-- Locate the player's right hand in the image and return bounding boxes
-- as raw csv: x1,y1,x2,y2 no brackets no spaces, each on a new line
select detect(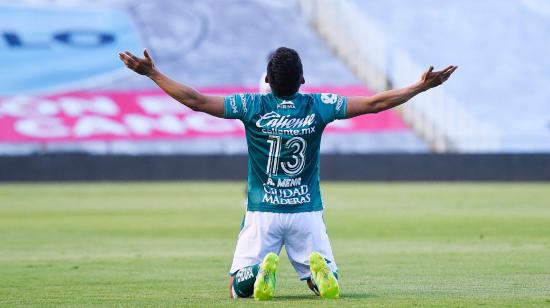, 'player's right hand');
119,49,156,76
